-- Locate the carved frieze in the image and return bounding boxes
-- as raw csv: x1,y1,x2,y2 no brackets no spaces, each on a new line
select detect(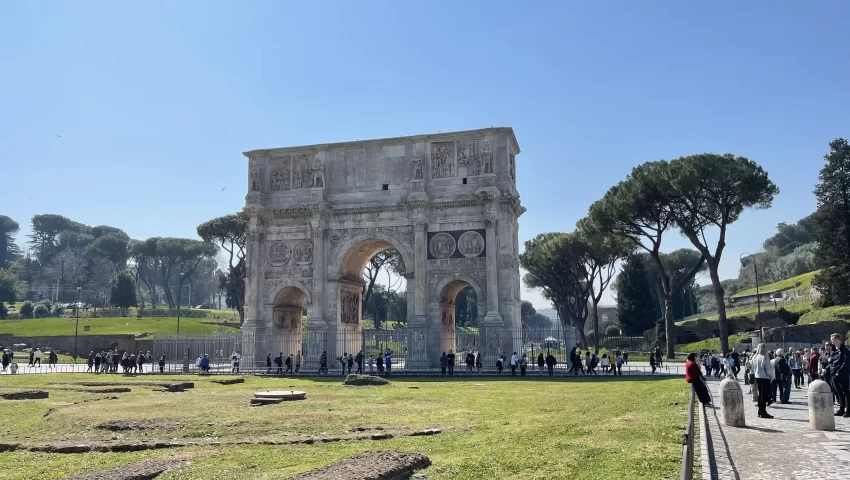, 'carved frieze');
429,232,456,259
457,140,481,176
499,253,519,270
268,241,292,266
431,142,454,179
428,257,486,272
264,265,314,279
292,154,312,189
292,240,314,265
270,156,291,191
340,291,360,324
441,311,454,330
